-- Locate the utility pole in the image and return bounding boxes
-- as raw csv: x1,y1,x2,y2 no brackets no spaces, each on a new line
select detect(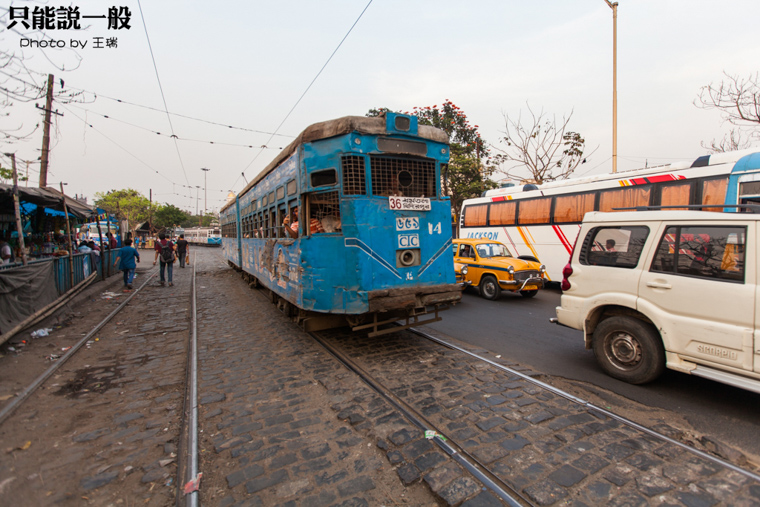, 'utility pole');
37,74,62,187
7,154,28,265
201,167,210,216
604,0,619,173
